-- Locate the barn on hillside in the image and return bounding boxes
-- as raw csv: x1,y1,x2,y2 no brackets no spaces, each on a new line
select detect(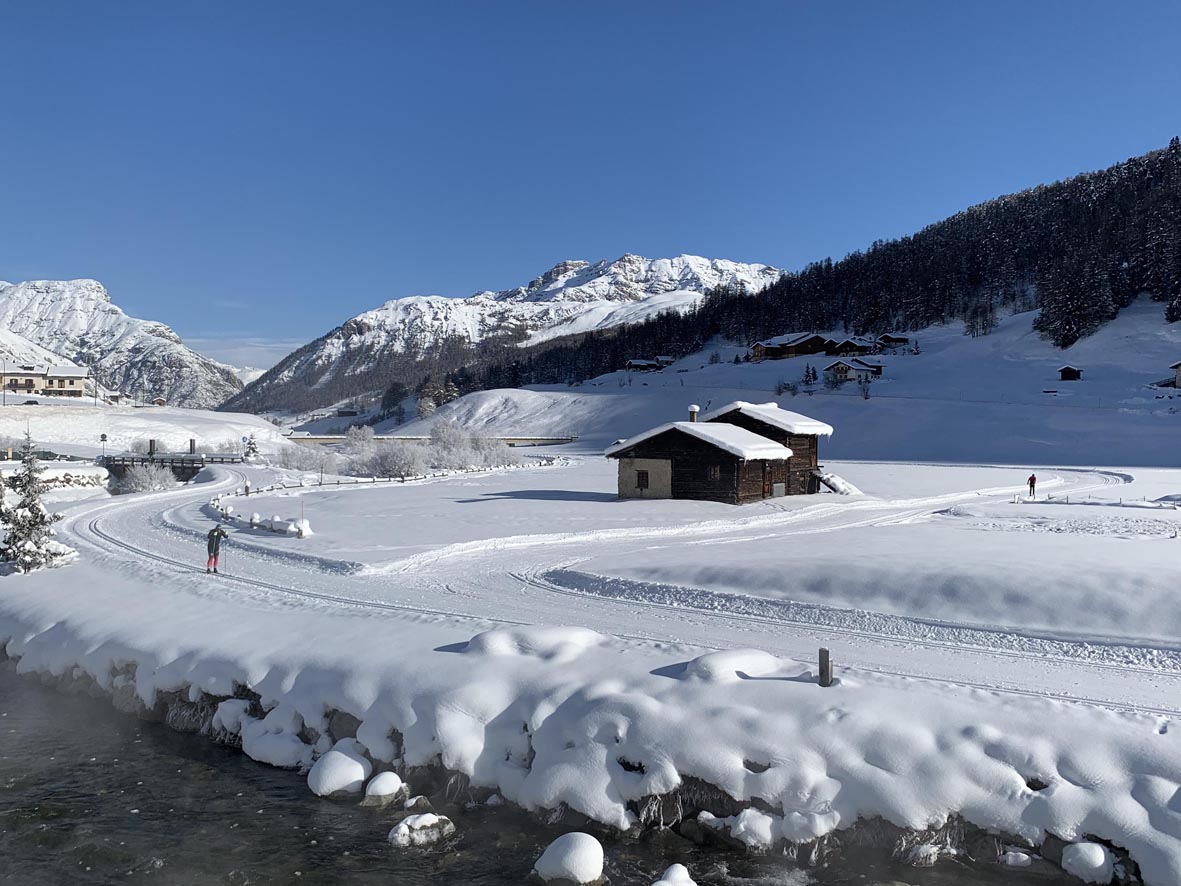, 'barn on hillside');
699,401,834,495
605,410,795,504
1058,365,1083,381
